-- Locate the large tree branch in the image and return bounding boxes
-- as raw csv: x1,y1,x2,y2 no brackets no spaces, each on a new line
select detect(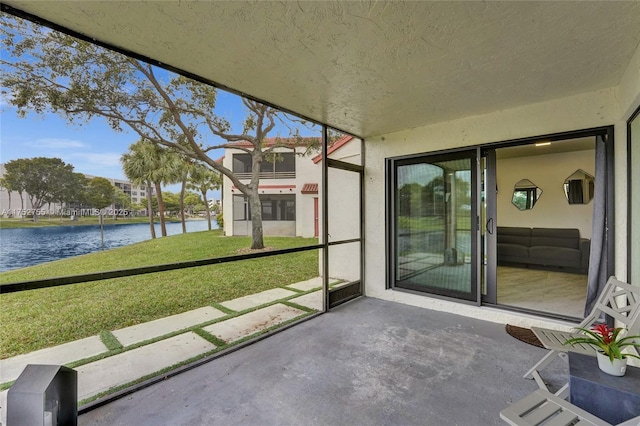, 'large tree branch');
128,59,214,162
